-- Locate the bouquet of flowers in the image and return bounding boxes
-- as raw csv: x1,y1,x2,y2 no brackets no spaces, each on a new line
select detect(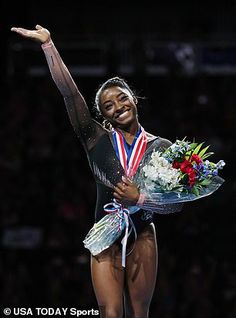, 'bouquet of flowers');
83,137,225,266
133,138,225,206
